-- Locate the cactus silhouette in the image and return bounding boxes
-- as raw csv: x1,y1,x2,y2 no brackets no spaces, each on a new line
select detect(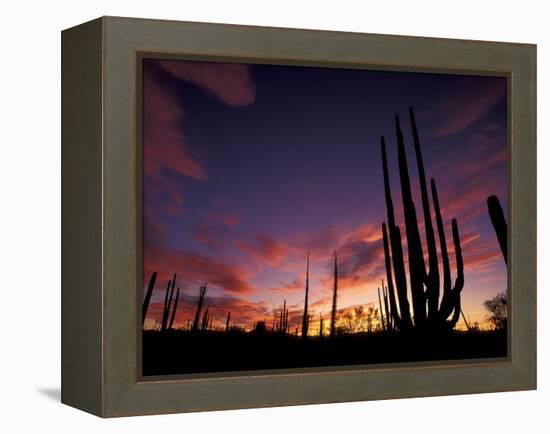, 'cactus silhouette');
487,195,507,265
225,311,231,332
161,274,176,331
395,115,427,325
301,252,310,338
201,307,210,331
168,287,180,330
319,314,324,337
381,139,413,329
410,108,441,320
380,108,465,331
330,252,338,337
431,180,465,328
381,225,400,330
377,286,386,331
283,301,289,333
381,283,392,330
192,284,207,331
142,271,157,326
278,300,289,334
